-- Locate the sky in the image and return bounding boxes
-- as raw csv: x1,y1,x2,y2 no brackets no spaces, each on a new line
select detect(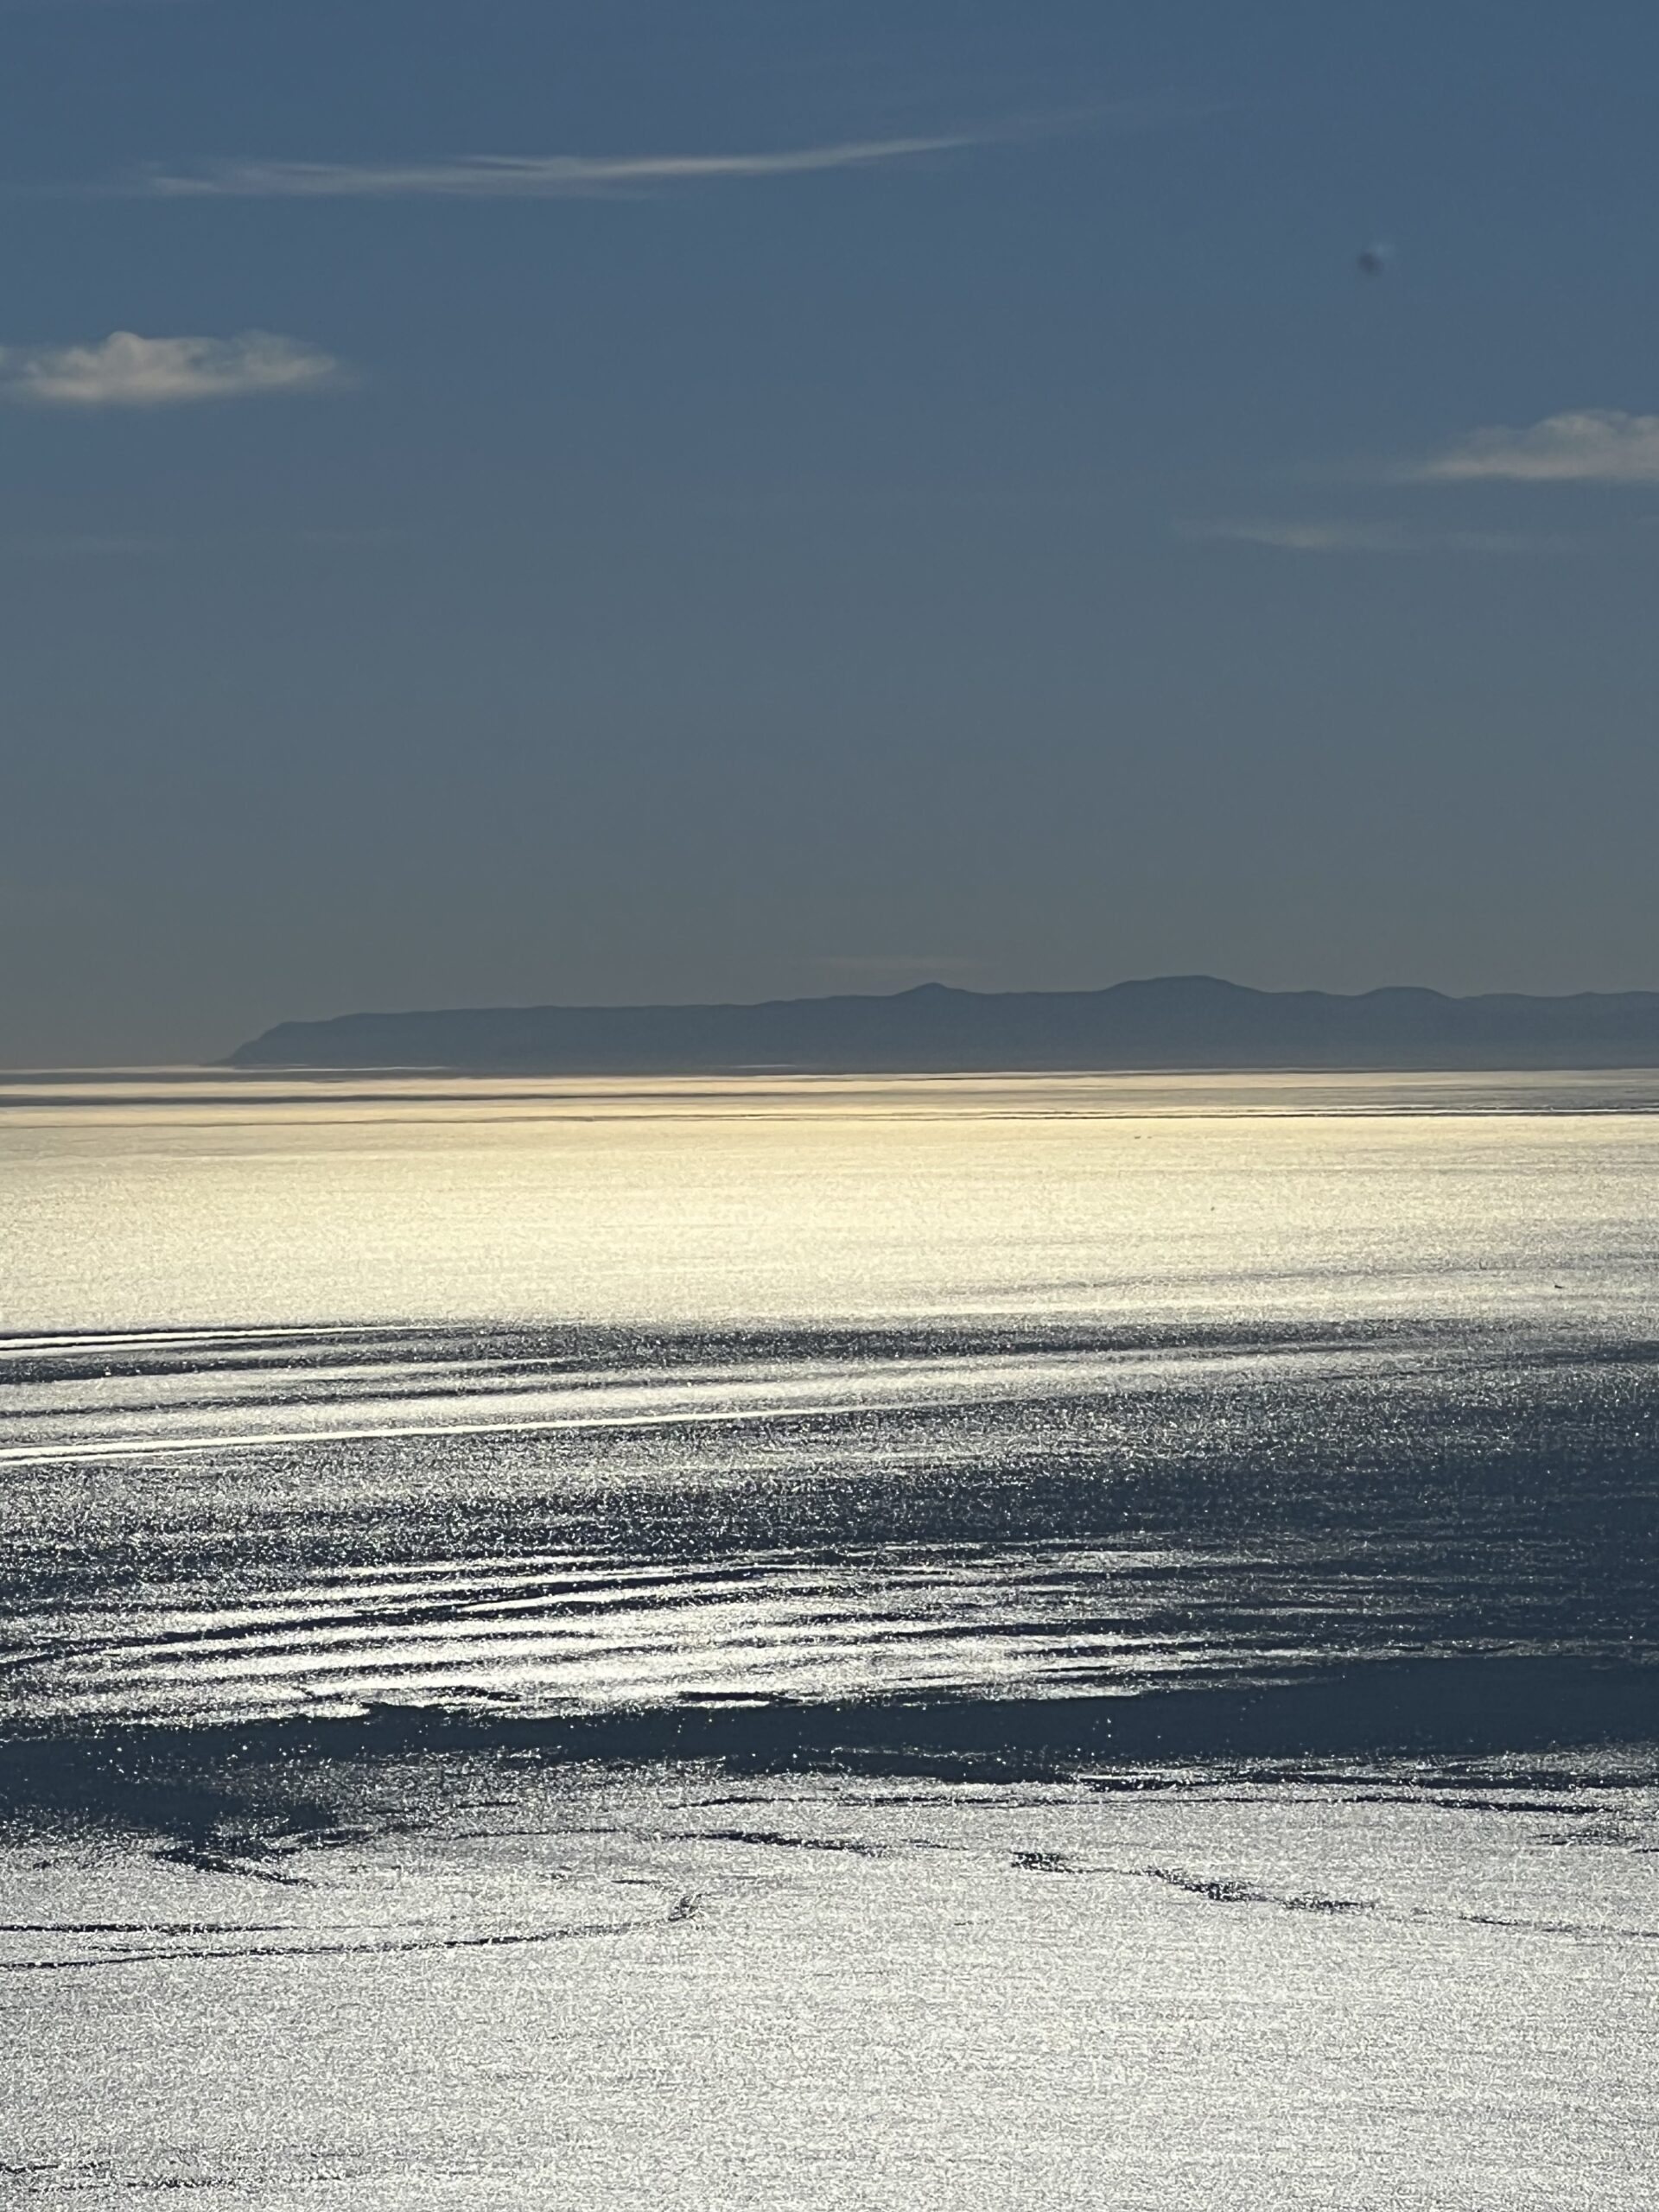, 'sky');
3,0,1659,1064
